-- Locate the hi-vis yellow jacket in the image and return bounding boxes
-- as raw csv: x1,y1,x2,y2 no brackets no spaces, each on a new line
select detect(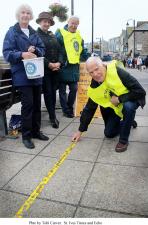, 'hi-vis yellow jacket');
60,28,82,64
87,61,129,118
